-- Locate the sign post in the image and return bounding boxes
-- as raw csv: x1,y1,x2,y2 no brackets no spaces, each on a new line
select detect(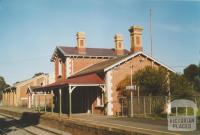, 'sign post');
126,85,137,117
119,96,126,116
